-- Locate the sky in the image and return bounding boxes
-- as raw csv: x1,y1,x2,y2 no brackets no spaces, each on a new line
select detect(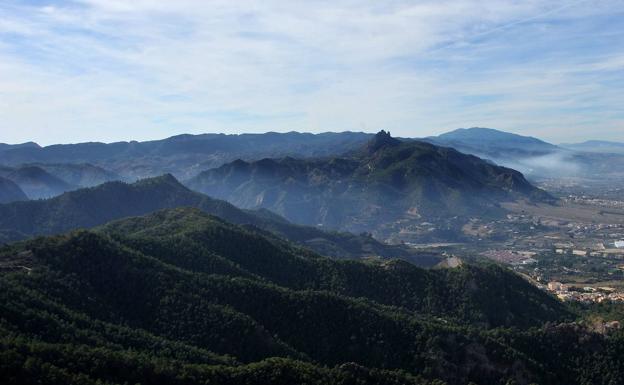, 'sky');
0,0,623,146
